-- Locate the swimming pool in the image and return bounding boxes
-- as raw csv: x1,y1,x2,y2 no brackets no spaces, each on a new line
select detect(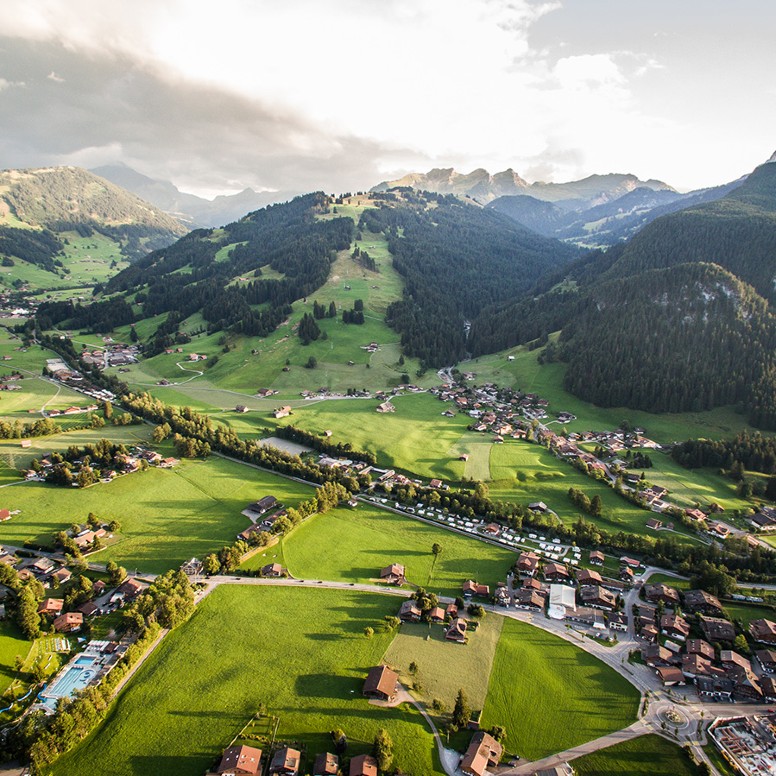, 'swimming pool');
40,655,101,708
